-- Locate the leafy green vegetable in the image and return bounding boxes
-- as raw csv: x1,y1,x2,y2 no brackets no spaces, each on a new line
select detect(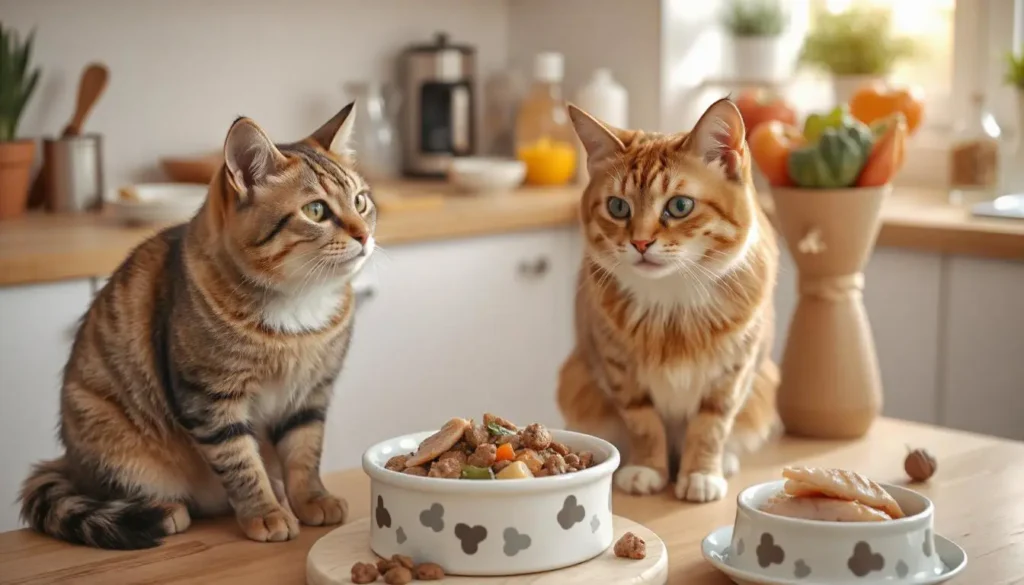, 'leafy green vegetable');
1005,49,1024,89
0,22,42,142
487,422,515,437
798,6,916,76
788,122,873,188
803,105,855,143
460,465,494,480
